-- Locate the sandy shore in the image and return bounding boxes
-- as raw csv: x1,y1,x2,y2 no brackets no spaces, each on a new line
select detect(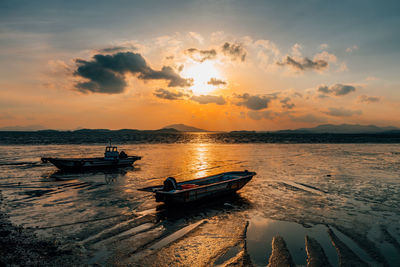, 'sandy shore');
1,144,399,266
0,191,83,266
